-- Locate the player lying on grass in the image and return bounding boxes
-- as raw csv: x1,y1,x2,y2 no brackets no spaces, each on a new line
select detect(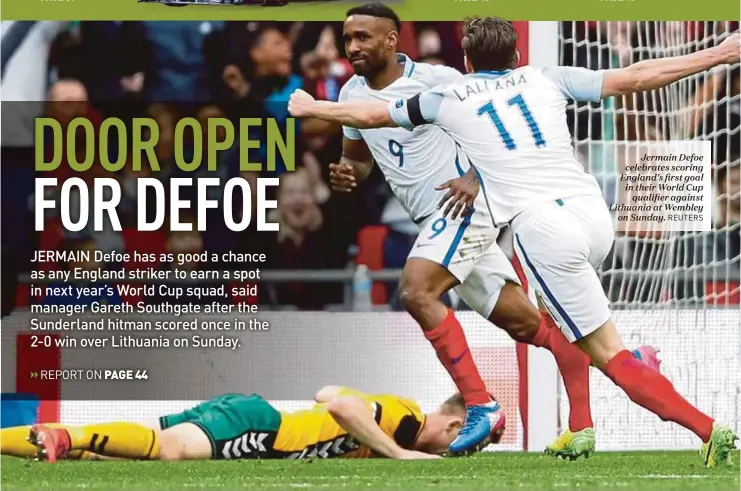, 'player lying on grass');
287,17,740,467
2,386,475,462
295,2,659,458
